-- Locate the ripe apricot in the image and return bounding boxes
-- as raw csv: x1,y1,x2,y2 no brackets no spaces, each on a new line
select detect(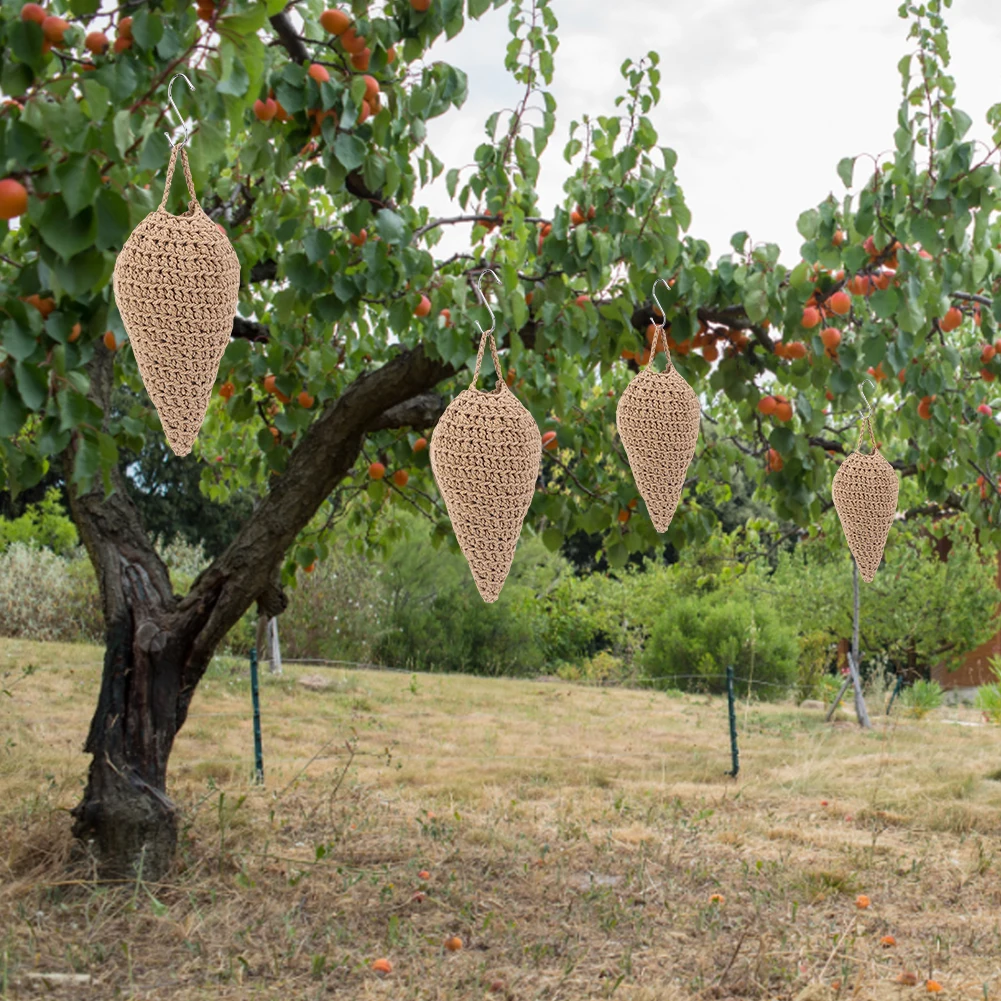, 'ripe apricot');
0,178,28,219
940,306,962,332
541,430,558,451
20,4,46,24
357,98,372,123
444,935,463,952
41,15,68,44
351,48,371,71
828,290,851,315
855,894,870,909
774,401,793,422
85,31,109,54
253,98,277,122
570,207,584,226
575,294,589,308
702,343,719,362
68,323,82,343
391,469,409,488
820,327,841,351
263,374,278,394
368,461,386,479
981,344,995,364
362,75,380,102
103,330,117,350
785,341,807,360
118,15,132,37
411,0,431,10
320,8,351,34
413,437,428,452
917,396,933,419
219,381,235,400
414,294,431,318
801,306,820,329
371,957,392,974
340,26,366,53
766,448,783,473
298,390,314,408
308,63,330,84
617,509,631,524
386,45,397,63
349,229,367,247
113,36,132,52
757,396,777,416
